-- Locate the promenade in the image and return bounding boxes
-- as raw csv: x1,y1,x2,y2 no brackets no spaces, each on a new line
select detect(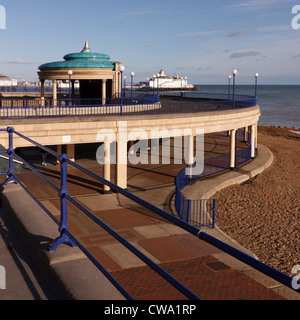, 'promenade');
0,133,299,300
